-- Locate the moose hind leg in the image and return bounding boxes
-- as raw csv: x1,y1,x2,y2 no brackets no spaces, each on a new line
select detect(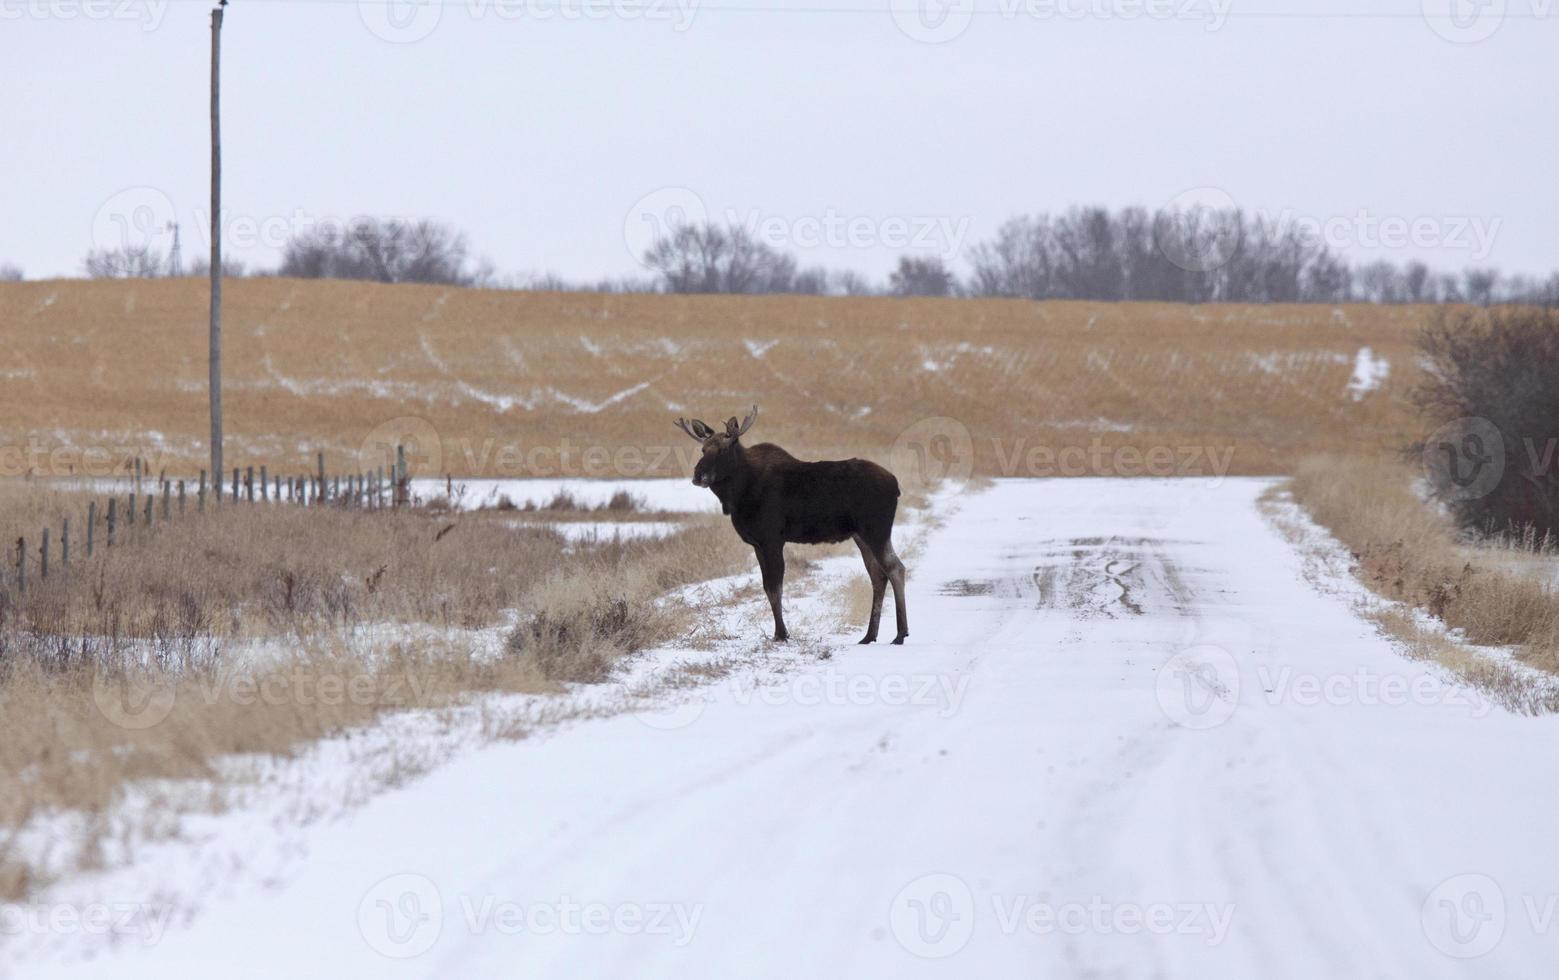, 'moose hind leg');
755,543,788,642
853,534,888,644
882,540,909,644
